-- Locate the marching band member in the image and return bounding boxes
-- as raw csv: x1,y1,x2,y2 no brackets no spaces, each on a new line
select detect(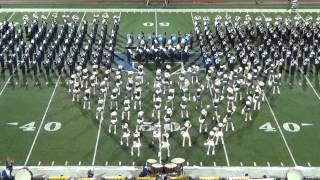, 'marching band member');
122,96,131,121
120,123,130,146
204,130,216,155
165,88,175,110
131,129,141,157
181,120,192,147
110,88,119,110
96,98,104,121
178,69,186,89
215,123,224,145
224,108,235,132
212,98,220,122
164,108,173,132
109,109,118,134
137,64,144,83
198,108,208,133
83,87,91,110
242,96,253,122
152,123,161,145
115,70,122,95
152,87,162,120
272,74,281,95
194,87,204,109
180,96,189,119
134,86,142,110
72,82,80,102
136,110,144,130
253,84,263,110
159,130,170,157
90,75,97,95
163,68,172,95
